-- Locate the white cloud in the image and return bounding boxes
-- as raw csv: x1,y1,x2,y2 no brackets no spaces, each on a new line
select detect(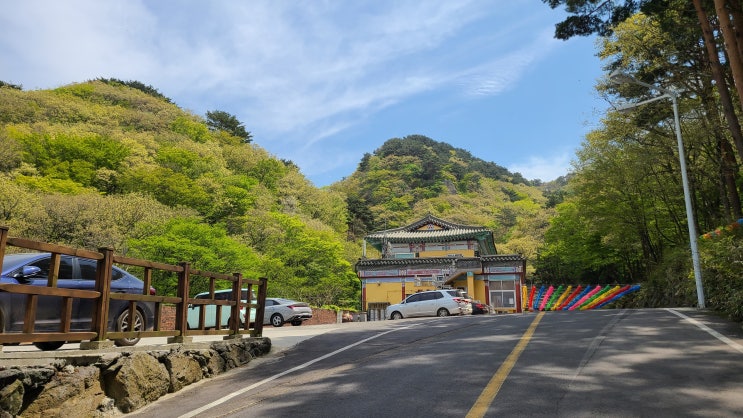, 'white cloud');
0,1,598,186
461,28,566,97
